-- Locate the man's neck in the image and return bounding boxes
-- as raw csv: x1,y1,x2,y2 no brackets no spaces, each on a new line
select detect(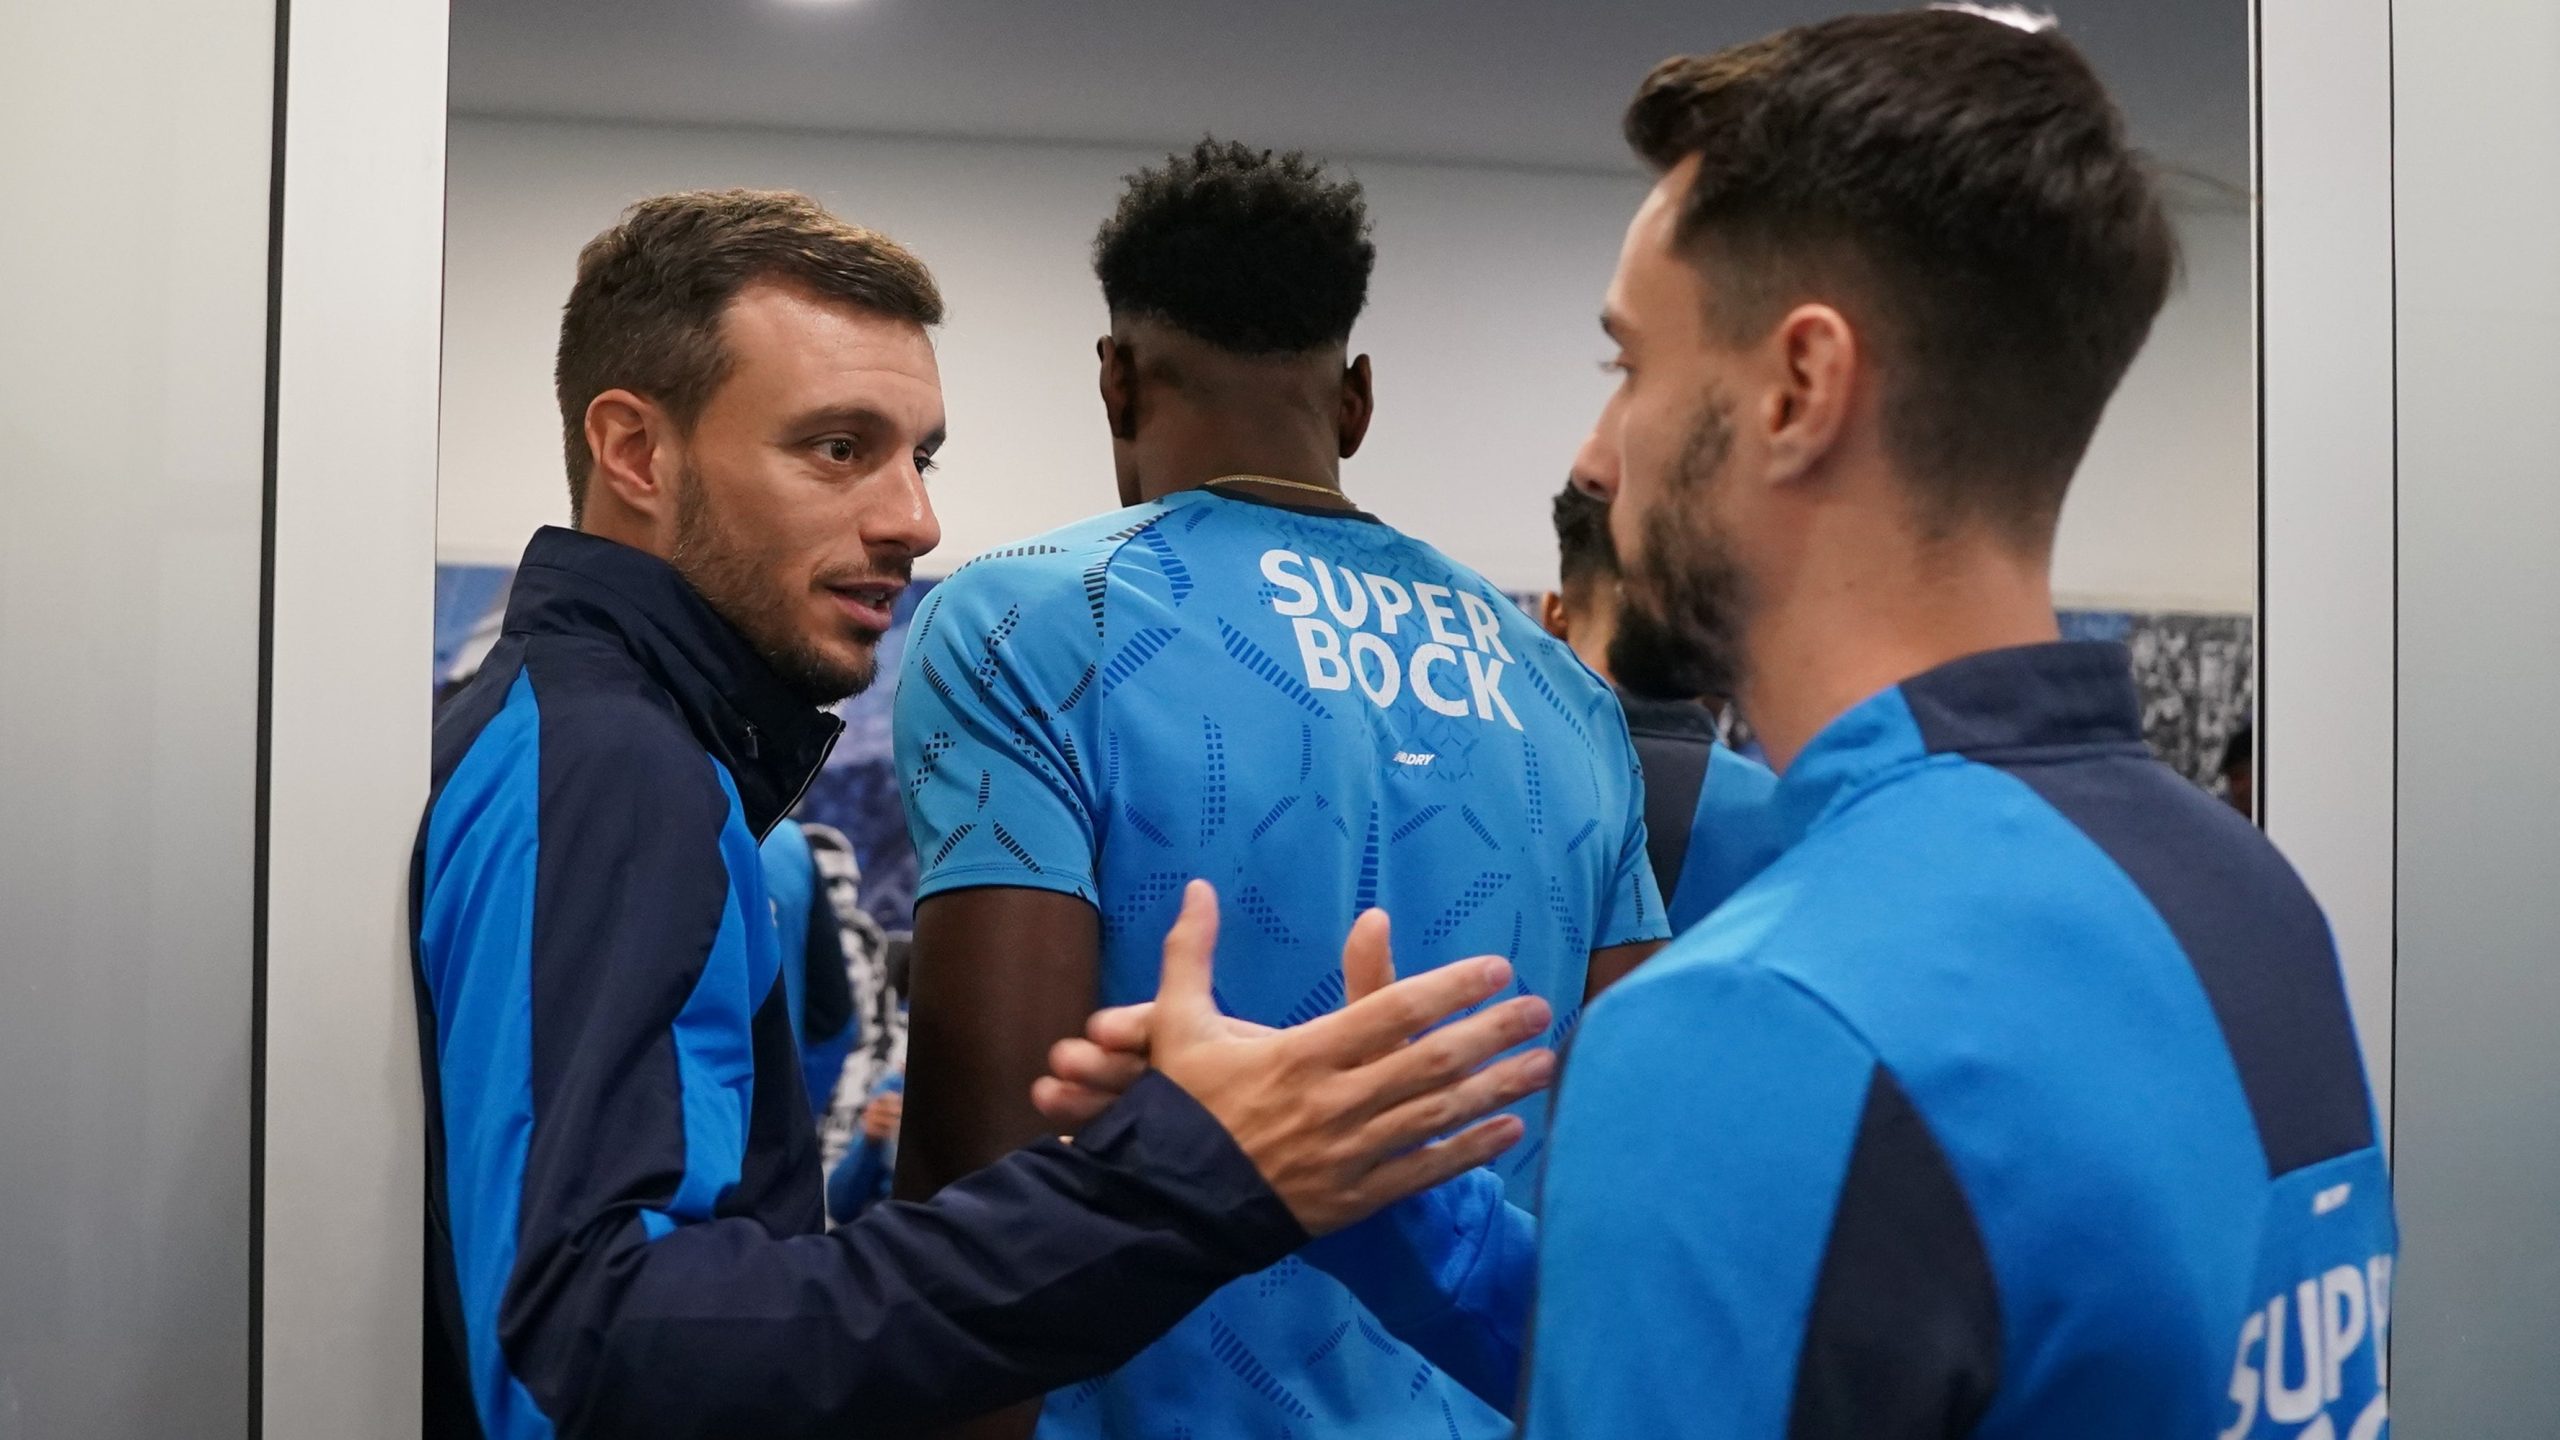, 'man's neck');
1740,537,2059,773
1140,440,1348,506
